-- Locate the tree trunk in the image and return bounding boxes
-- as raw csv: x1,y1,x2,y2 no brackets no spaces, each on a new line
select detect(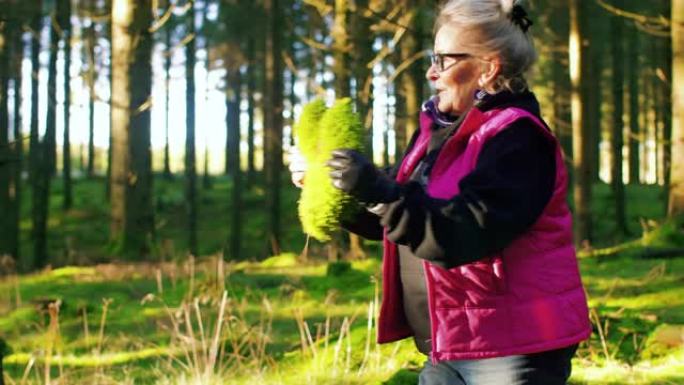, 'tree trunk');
61,0,73,210
86,0,97,178
667,0,684,215
225,68,242,260
264,0,283,255
610,8,627,234
0,20,14,259
393,54,407,160
627,24,640,185
46,2,59,177
550,2,572,160
110,0,155,256
351,0,374,158
246,37,256,187
226,69,241,181
185,1,198,256
652,38,662,184
332,0,350,99
569,0,592,243
398,4,424,151
582,0,604,184
105,10,113,202
163,23,172,179
663,1,673,210
11,21,24,261
202,5,212,190
29,2,42,185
